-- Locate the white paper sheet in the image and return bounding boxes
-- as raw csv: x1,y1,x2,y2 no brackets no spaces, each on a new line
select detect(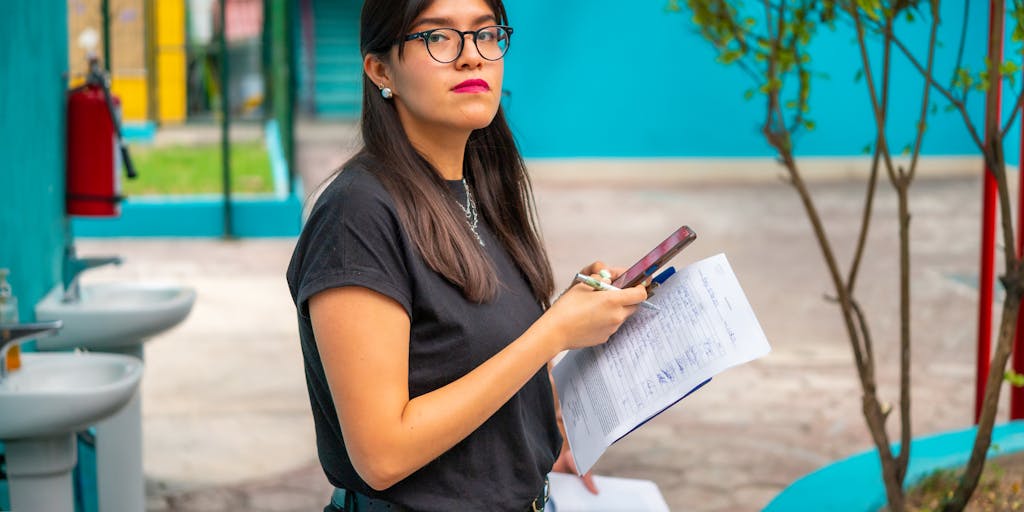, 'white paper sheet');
547,472,670,512
553,253,771,474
